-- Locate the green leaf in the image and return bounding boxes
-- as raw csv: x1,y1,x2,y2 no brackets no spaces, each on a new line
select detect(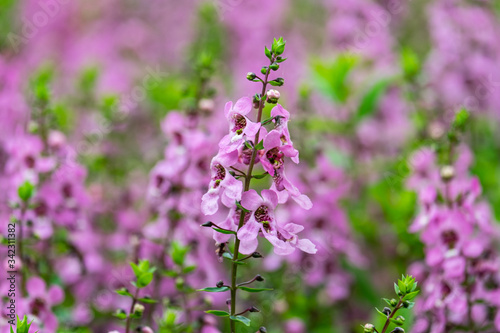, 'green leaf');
197,286,230,292
403,290,419,301
375,307,388,318
114,310,127,320
212,227,236,235
205,310,230,317
171,241,190,266
398,279,406,294
394,282,400,295
138,297,157,303
238,286,273,293
18,181,35,202
136,272,154,288
254,140,264,150
222,252,233,260
182,265,197,274
276,57,287,63
265,46,272,60
268,80,283,86
356,79,390,120
401,47,420,79
115,288,133,297
230,315,251,326
311,55,358,103
130,262,141,278
235,201,251,213
252,173,268,179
